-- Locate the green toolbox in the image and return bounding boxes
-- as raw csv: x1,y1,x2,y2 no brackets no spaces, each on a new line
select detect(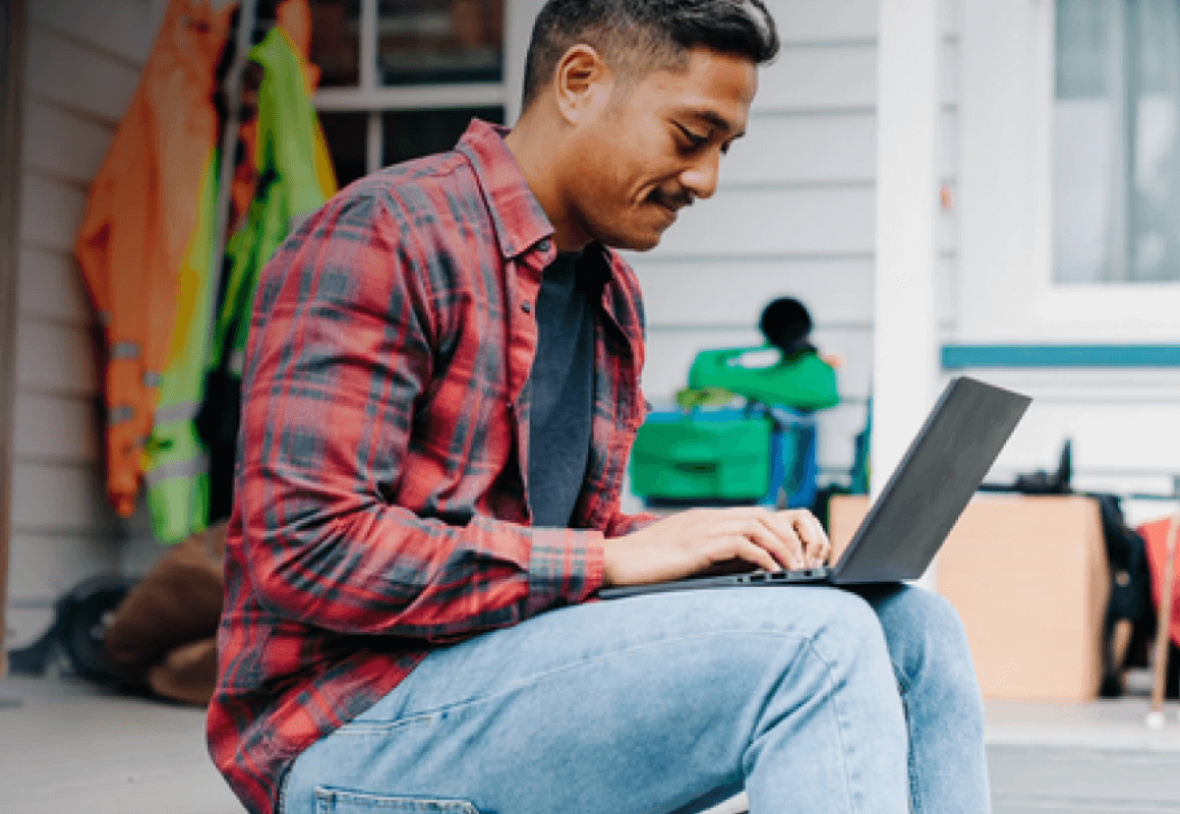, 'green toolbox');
630,408,775,504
